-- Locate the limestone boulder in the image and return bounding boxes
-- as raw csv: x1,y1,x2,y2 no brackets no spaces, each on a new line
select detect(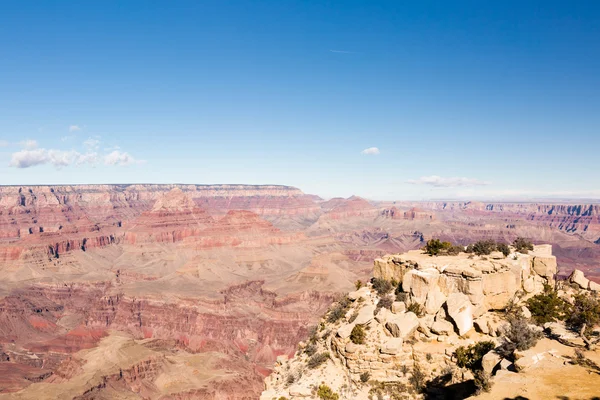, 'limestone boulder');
354,305,376,325
375,307,392,325
380,338,403,355
431,319,454,335
373,256,407,282
482,270,517,310
481,351,501,375
590,280,600,292
569,269,590,290
386,312,419,339
337,323,355,339
348,287,371,301
514,349,544,372
391,301,406,314
531,253,557,281
289,384,312,397
403,268,440,304
446,293,474,336
425,287,447,315
345,342,359,354
520,306,532,319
